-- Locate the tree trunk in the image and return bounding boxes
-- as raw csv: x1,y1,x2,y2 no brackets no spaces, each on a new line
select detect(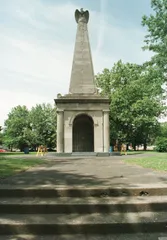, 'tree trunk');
144,143,147,151
126,144,129,151
132,142,136,151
